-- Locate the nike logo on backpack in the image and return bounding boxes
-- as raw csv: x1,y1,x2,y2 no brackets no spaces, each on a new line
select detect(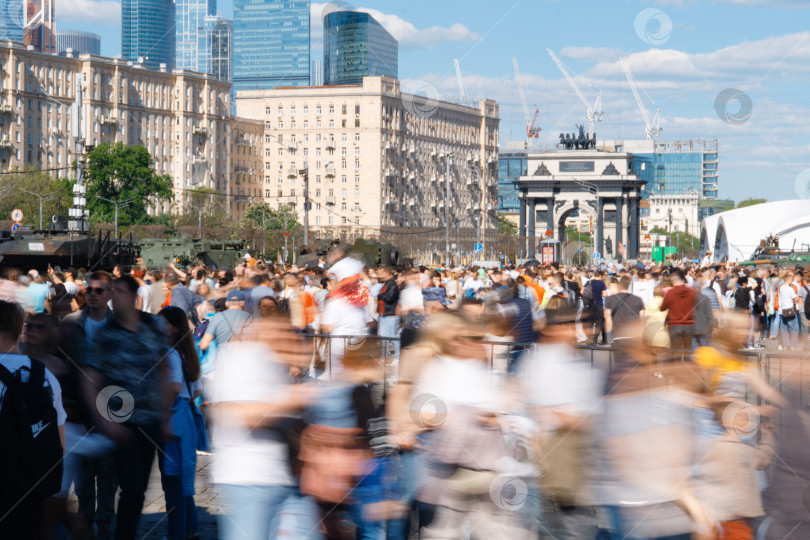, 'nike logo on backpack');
31,421,50,439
